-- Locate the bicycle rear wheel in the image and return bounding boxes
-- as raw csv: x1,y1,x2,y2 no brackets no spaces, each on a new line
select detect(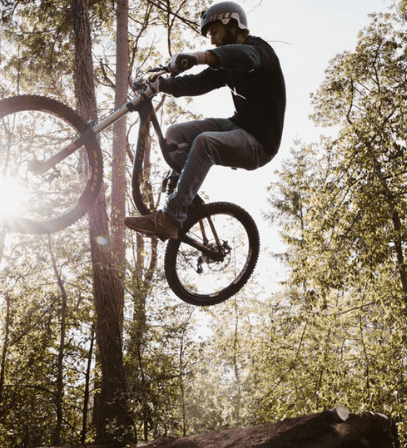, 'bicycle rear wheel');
164,202,260,306
0,95,103,234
